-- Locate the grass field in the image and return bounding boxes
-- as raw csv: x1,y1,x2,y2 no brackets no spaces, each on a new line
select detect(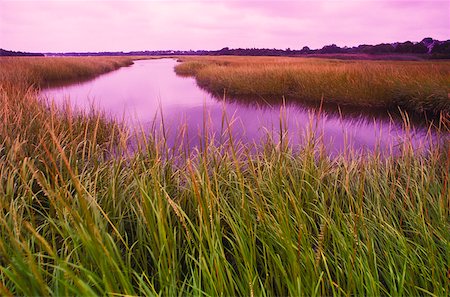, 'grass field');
0,56,449,296
175,56,450,115
0,56,139,90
